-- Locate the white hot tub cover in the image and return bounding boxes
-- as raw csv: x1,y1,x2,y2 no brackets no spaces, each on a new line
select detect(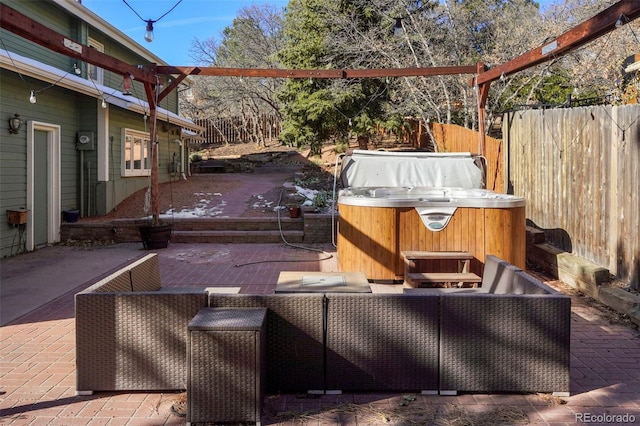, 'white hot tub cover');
340,150,483,189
